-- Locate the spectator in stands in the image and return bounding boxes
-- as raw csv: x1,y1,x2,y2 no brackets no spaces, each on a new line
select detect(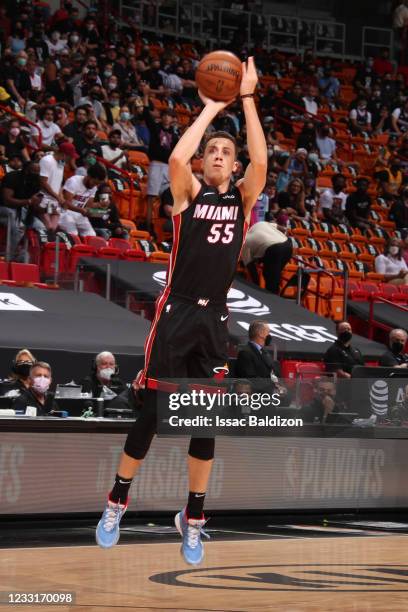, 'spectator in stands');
80,351,126,399
378,159,403,201
319,173,348,225
74,119,103,166
389,187,408,234
1,348,36,397
0,119,29,162
100,89,121,128
27,22,49,63
296,121,316,152
13,361,58,416
302,85,319,116
379,328,408,367
113,105,146,149
59,163,106,237
0,160,42,260
26,58,43,96
63,105,89,141
37,141,79,236
345,177,374,232
349,98,372,135
5,50,31,109
391,99,408,135
315,123,338,164
324,321,364,378
142,83,179,232
241,220,292,294
33,106,63,148
288,148,308,179
373,105,392,135
299,378,345,423
277,178,306,223
89,184,128,240
47,66,74,105
212,109,238,137
235,320,290,403
318,67,340,105
375,237,408,284
353,58,377,93
3,153,23,174
101,130,128,170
